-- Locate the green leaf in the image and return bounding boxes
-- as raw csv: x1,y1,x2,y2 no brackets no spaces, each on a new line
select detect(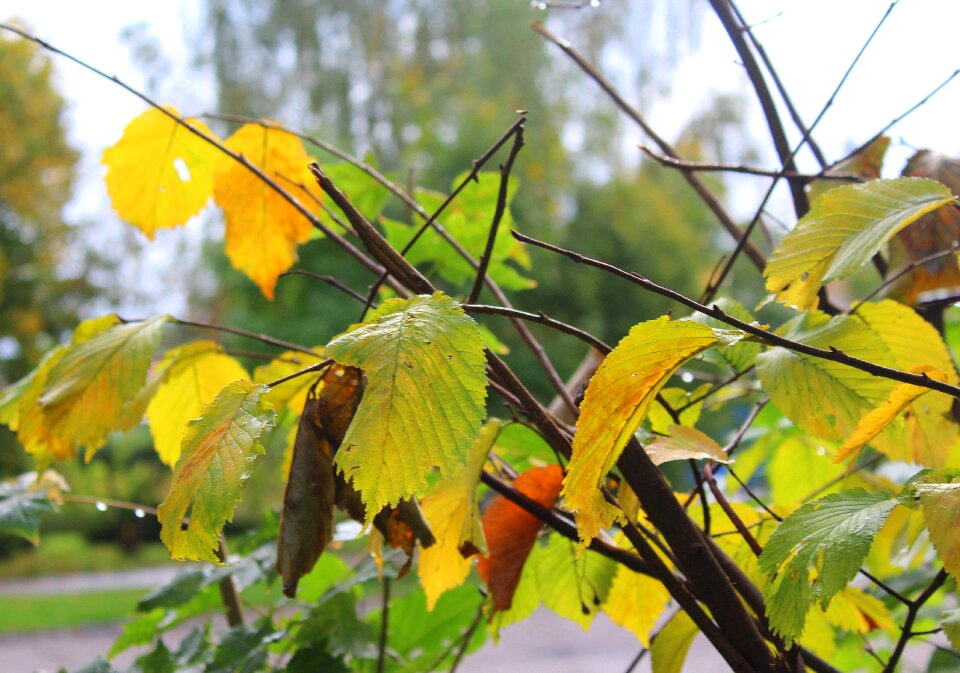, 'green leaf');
368,582,486,672
324,291,487,516
383,172,534,291
564,316,720,544
942,608,960,651
206,621,277,673
757,311,895,442
157,380,276,563
323,154,391,224
765,177,957,310
758,489,898,644
39,315,169,458
534,533,617,630
650,610,699,673
0,474,57,544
